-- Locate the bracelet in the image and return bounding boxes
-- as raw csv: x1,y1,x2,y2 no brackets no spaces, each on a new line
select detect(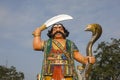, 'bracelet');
33,34,40,37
